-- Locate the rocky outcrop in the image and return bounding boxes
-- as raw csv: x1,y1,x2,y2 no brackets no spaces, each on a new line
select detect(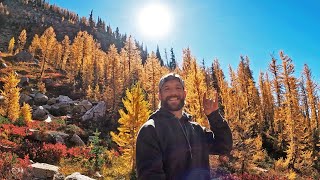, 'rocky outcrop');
81,101,106,122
